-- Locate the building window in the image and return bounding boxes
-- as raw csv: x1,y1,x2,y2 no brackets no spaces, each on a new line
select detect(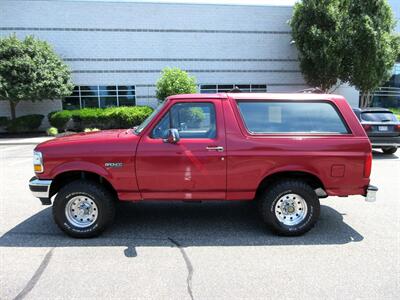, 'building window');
63,85,136,109
371,63,400,108
199,84,267,94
